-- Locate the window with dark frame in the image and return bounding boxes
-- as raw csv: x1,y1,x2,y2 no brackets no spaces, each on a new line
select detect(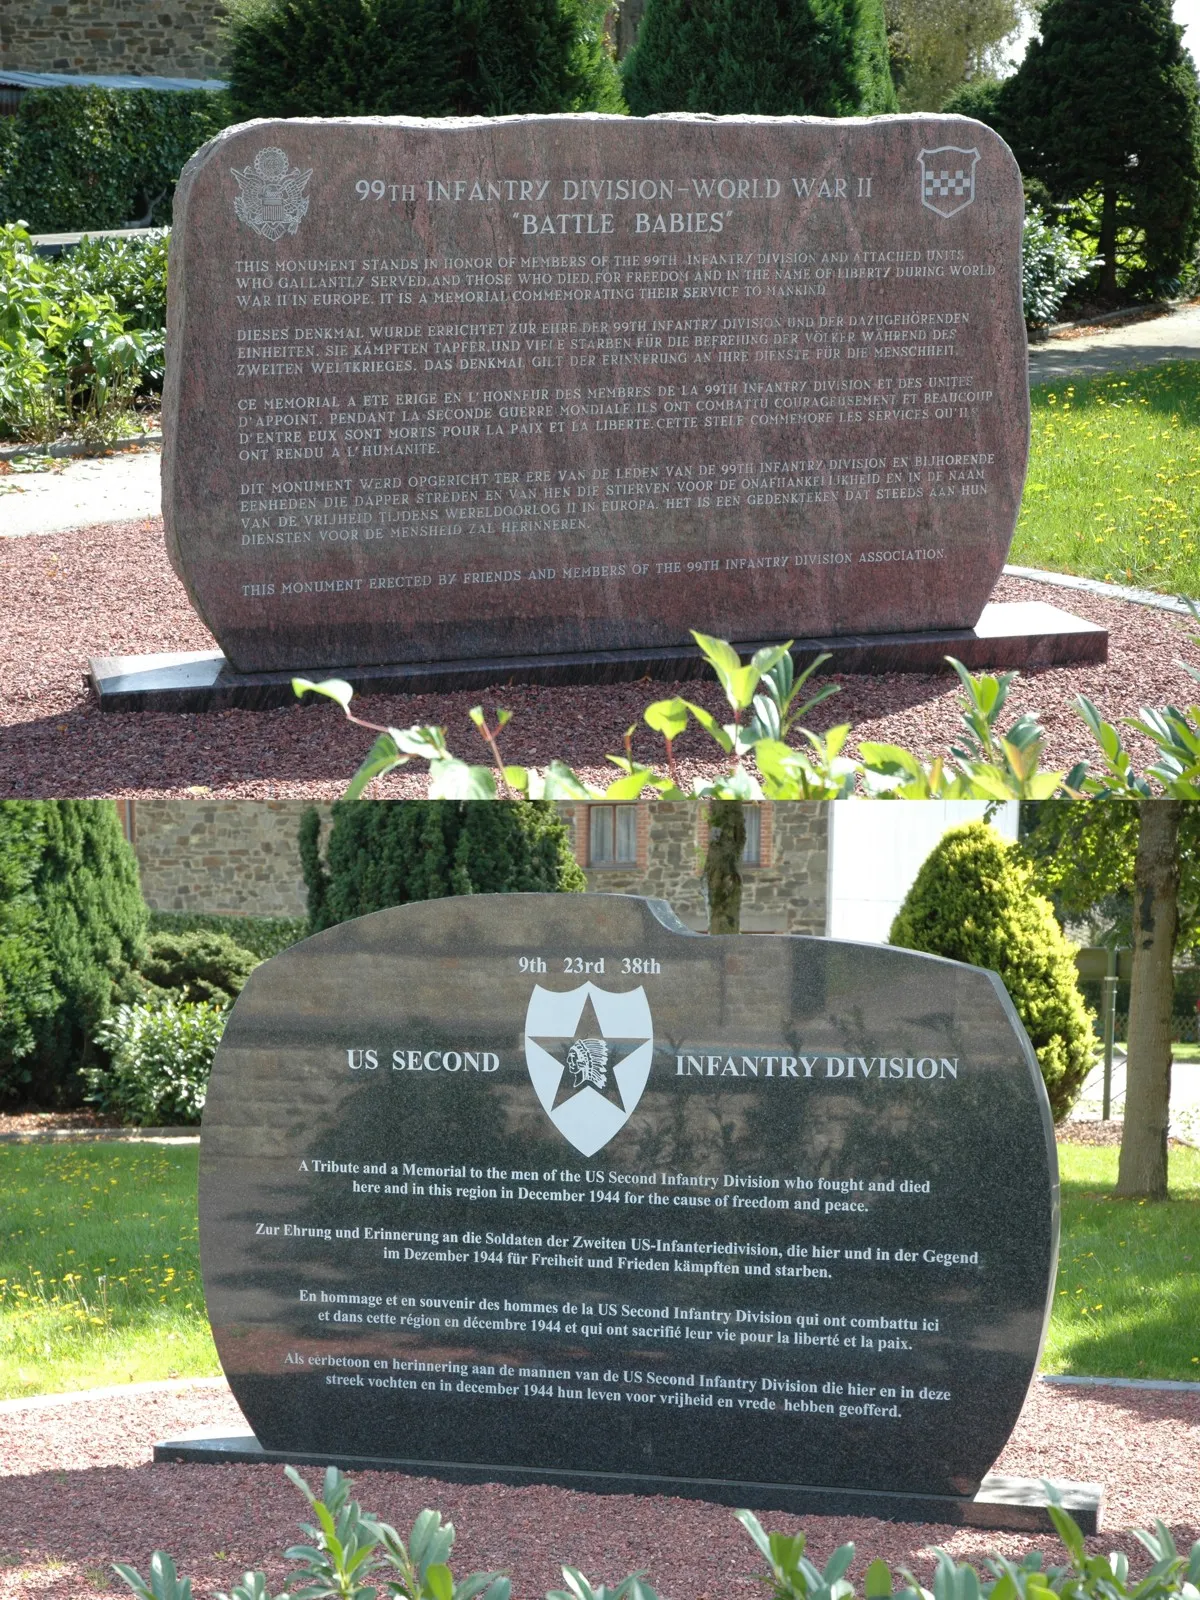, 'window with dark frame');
588,804,638,866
